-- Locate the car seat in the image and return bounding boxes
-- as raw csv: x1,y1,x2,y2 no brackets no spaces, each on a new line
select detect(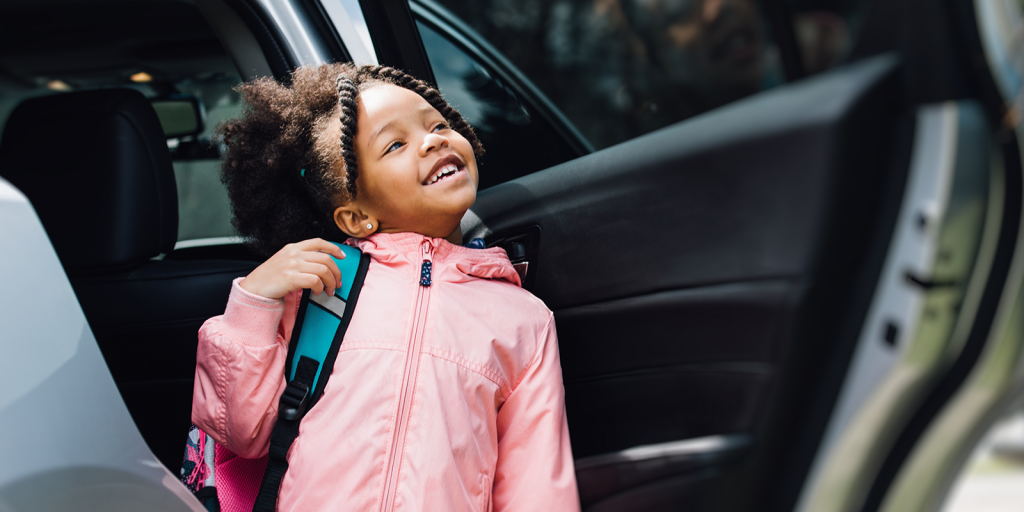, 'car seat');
0,89,258,472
